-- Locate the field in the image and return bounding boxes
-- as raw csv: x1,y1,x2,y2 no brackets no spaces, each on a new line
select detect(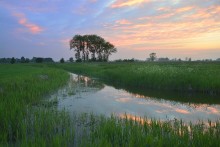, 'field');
0,63,220,146
57,62,220,94
0,64,75,146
